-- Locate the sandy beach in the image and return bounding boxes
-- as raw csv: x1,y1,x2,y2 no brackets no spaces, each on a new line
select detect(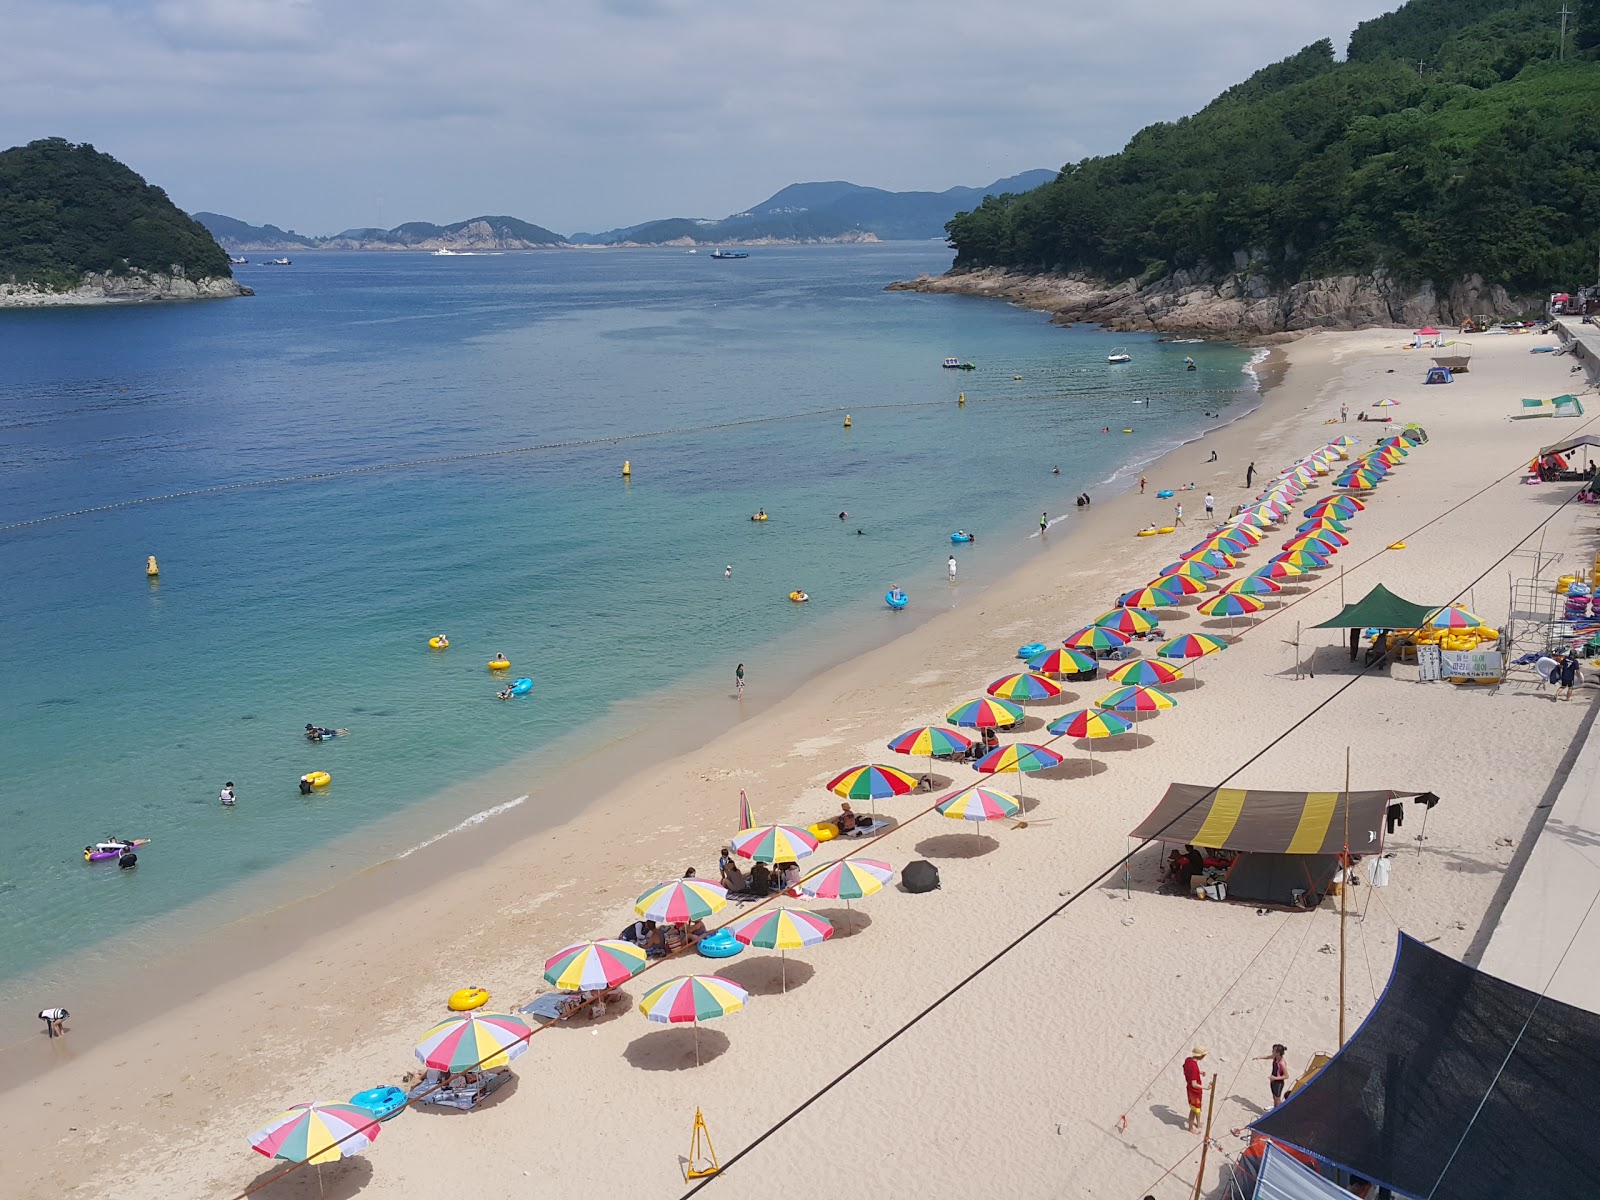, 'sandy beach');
5,325,1596,1200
